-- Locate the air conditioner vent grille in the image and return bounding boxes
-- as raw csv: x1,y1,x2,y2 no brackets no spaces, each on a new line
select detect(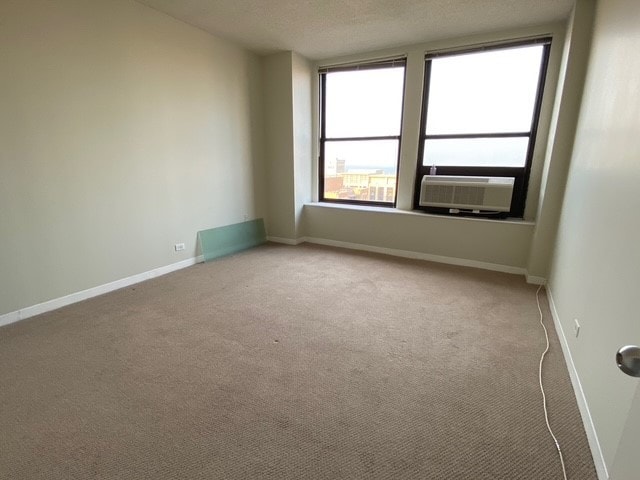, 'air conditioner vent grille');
453,186,485,206
423,185,454,204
